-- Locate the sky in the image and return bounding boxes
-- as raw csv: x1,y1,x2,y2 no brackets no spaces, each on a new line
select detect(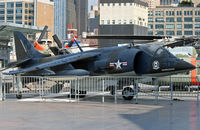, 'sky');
88,0,98,11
